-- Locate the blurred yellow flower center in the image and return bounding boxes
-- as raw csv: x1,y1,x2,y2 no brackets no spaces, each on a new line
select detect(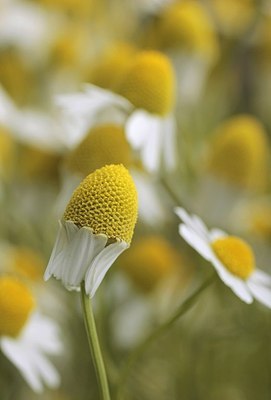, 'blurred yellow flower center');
119,236,179,292
64,164,138,244
87,42,137,91
155,1,218,61
0,277,35,337
212,236,255,279
11,247,45,281
117,51,175,115
65,124,132,176
208,115,269,191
